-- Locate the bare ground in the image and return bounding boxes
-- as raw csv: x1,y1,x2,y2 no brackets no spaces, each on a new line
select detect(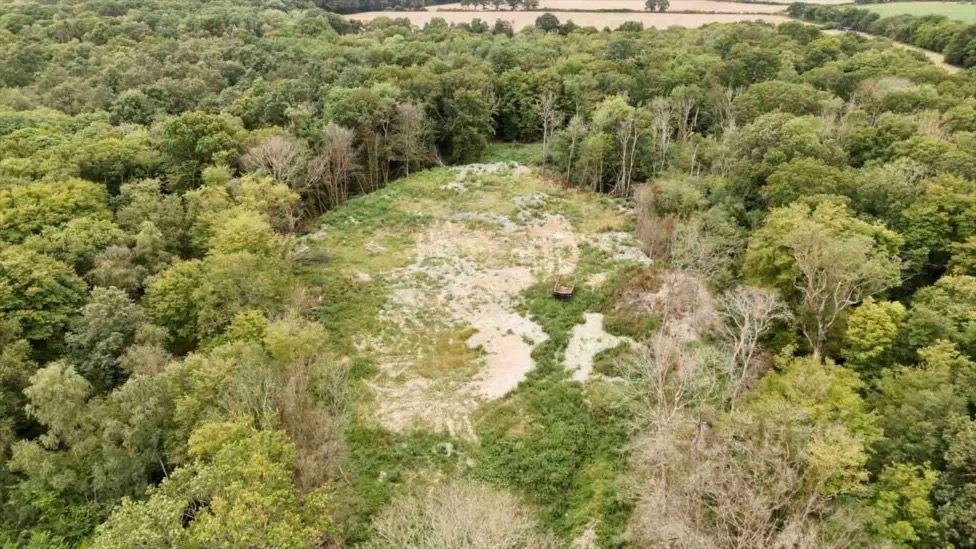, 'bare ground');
565,312,630,382
354,163,647,434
